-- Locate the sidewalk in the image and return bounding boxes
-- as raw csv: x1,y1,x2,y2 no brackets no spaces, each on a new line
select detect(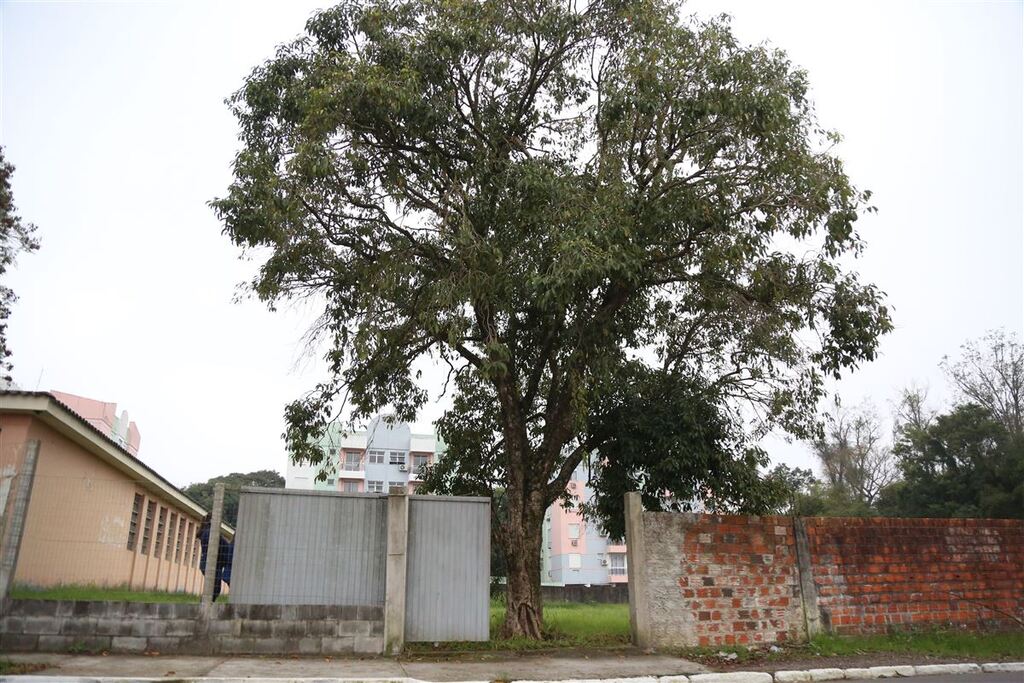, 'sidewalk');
2,651,708,681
